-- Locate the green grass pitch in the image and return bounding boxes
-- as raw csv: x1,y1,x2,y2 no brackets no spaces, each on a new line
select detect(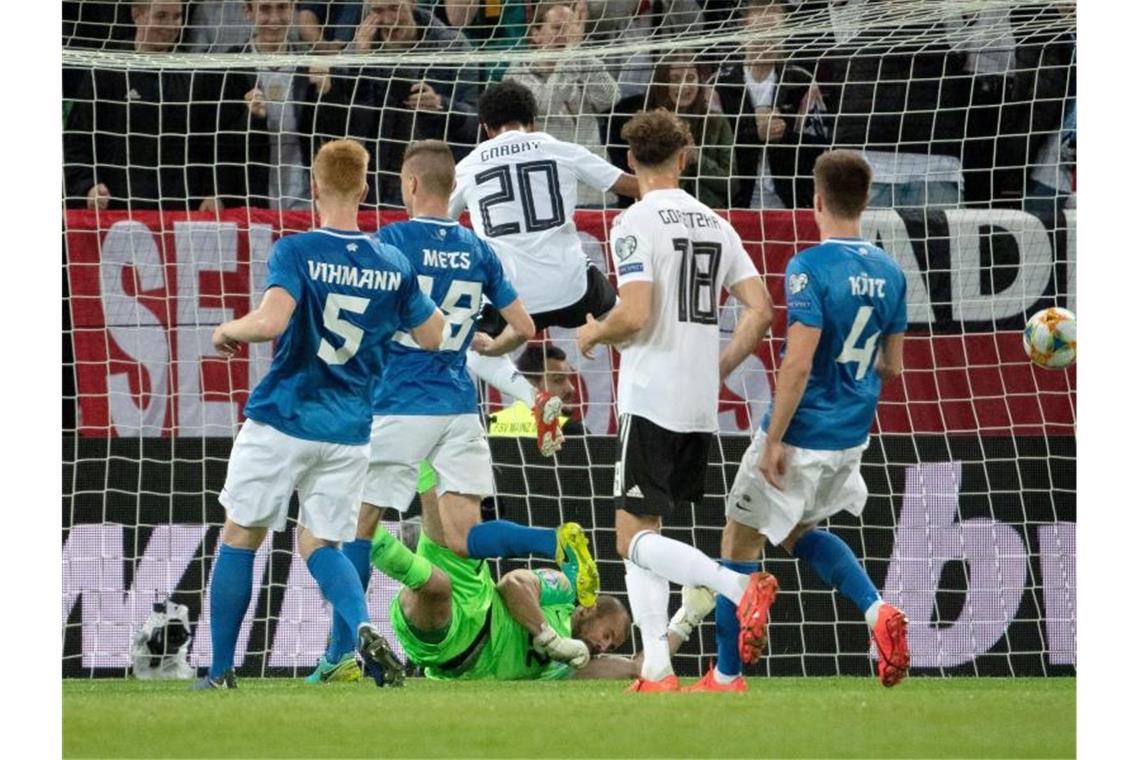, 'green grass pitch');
63,676,1074,758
